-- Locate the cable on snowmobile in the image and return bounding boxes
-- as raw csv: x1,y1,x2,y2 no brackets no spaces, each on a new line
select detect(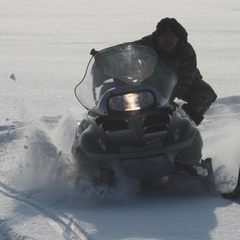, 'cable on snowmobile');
74,53,94,109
